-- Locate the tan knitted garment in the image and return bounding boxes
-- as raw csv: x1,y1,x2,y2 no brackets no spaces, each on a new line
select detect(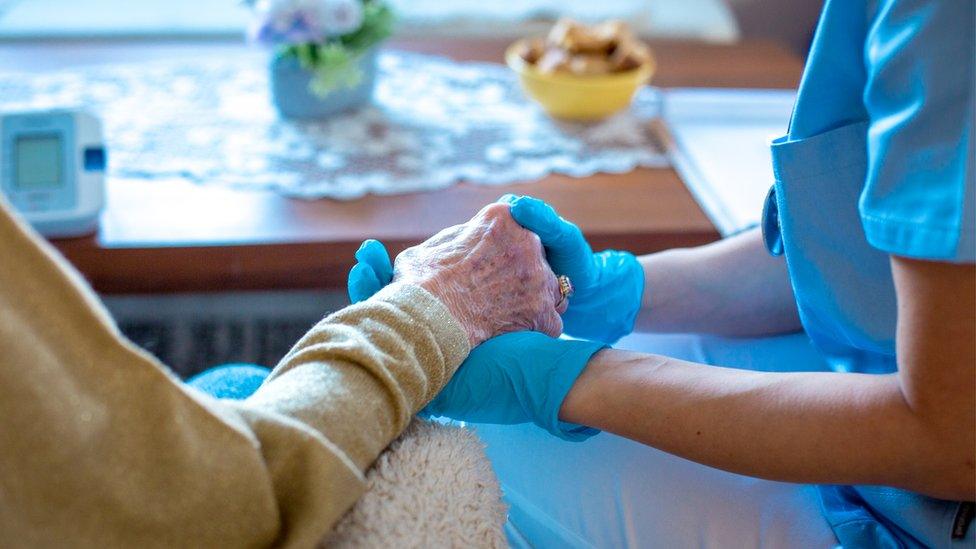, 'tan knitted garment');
0,197,471,548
